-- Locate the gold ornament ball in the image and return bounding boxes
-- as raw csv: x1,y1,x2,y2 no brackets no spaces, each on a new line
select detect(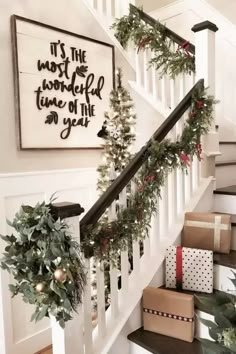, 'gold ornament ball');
36,283,45,293
54,268,67,282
